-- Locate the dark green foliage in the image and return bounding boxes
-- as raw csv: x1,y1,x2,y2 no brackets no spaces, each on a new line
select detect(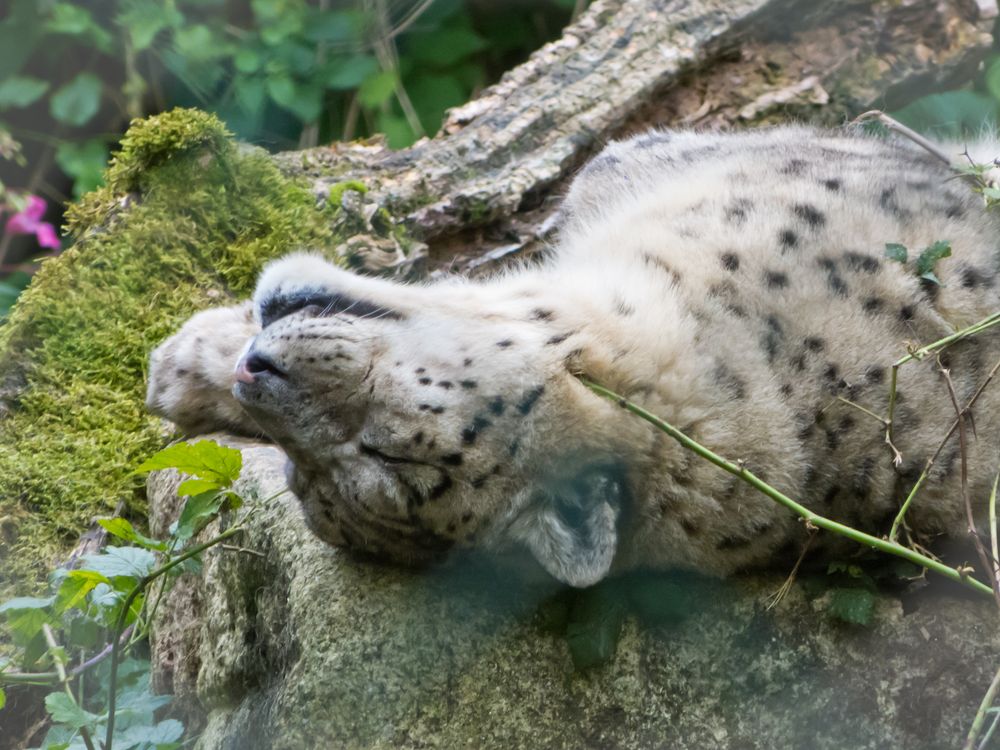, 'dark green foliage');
0,438,246,750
